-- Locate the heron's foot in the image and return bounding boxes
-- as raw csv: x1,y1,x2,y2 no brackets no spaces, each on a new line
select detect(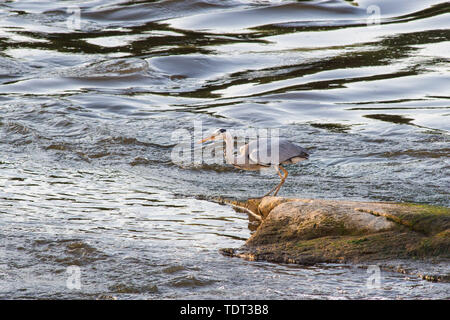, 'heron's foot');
254,192,271,199
263,190,272,197
272,189,281,197
263,186,278,197
254,195,268,200
272,183,284,196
